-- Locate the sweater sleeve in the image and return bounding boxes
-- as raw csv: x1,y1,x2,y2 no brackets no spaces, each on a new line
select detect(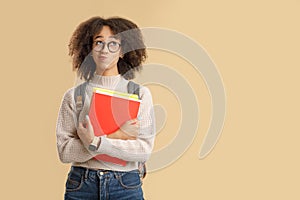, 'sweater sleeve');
56,89,96,163
96,86,156,162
